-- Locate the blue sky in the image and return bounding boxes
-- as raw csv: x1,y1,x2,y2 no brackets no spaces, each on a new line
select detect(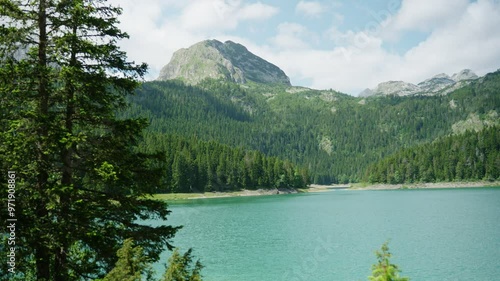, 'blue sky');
110,0,500,95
